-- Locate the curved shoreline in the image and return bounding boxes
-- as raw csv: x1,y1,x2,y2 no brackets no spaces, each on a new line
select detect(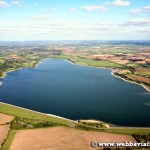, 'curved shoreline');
0,102,75,123
0,62,40,86
62,58,150,93
0,57,150,94
1,101,150,128
0,59,150,128
0,68,25,87
111,70,150,93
